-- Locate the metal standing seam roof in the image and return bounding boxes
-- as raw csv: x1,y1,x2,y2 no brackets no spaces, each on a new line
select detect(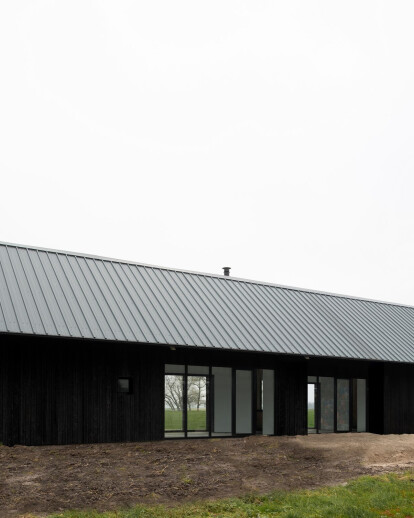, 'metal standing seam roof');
1,241,414,363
